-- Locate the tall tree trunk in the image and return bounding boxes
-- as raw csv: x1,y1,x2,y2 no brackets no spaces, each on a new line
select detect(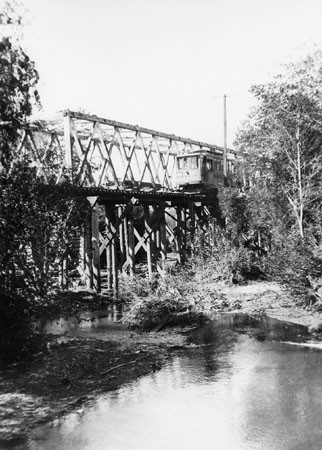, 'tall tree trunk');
296,121,304,239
